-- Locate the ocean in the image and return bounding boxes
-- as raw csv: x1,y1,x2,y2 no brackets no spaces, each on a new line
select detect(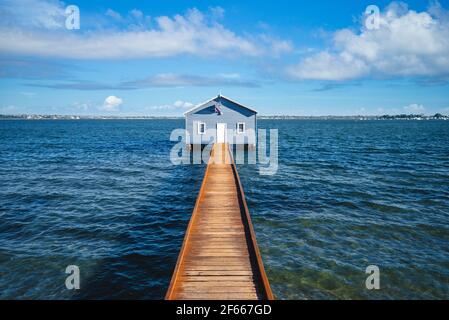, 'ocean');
0,119,448,299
